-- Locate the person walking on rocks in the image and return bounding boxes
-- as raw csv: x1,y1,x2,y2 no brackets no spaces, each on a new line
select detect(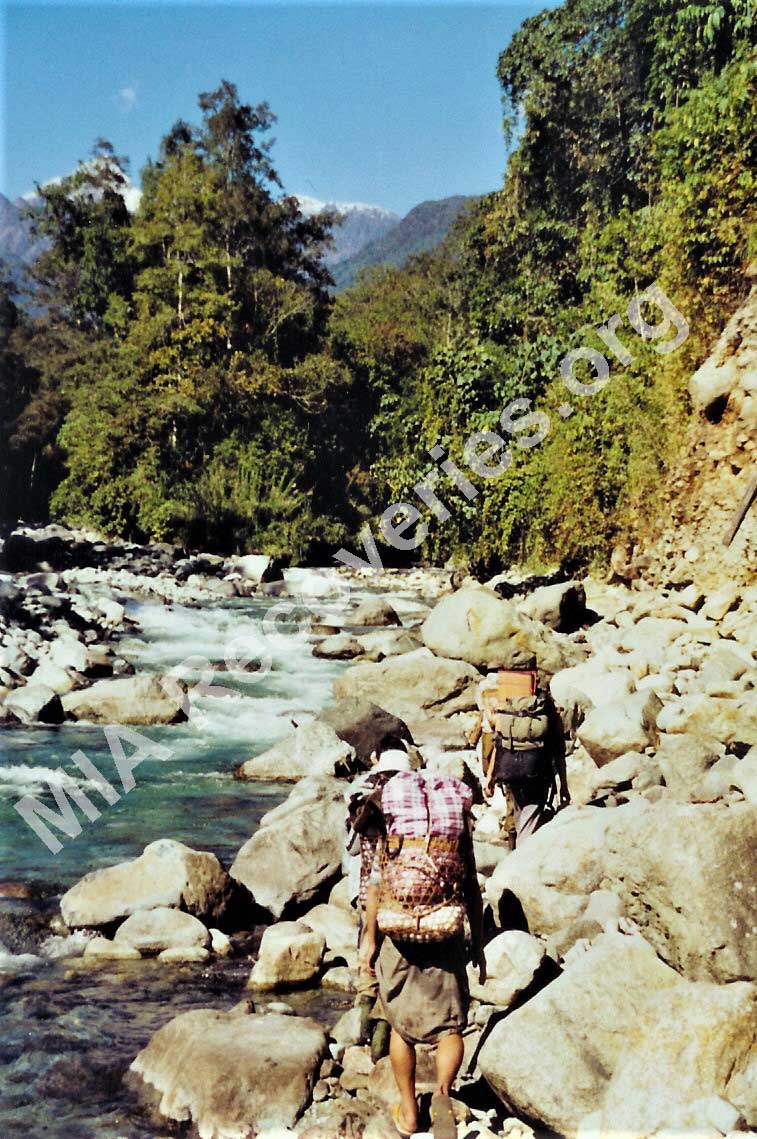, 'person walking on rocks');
345,734,414,1060
475,665,569,845
359,768,485,1139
